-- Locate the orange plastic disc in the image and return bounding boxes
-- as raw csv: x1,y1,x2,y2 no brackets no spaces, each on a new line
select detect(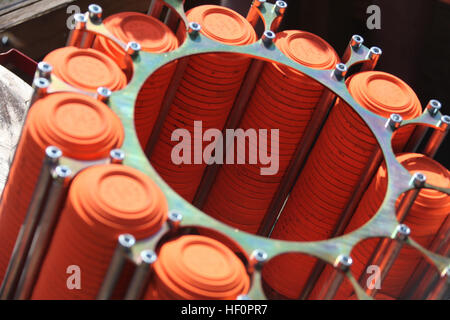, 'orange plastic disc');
151,235,249,299
348,71,422,120
44,47,127,92
99,12,179,58
27,92,124,160
273,30,339,82
186,5,256,46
